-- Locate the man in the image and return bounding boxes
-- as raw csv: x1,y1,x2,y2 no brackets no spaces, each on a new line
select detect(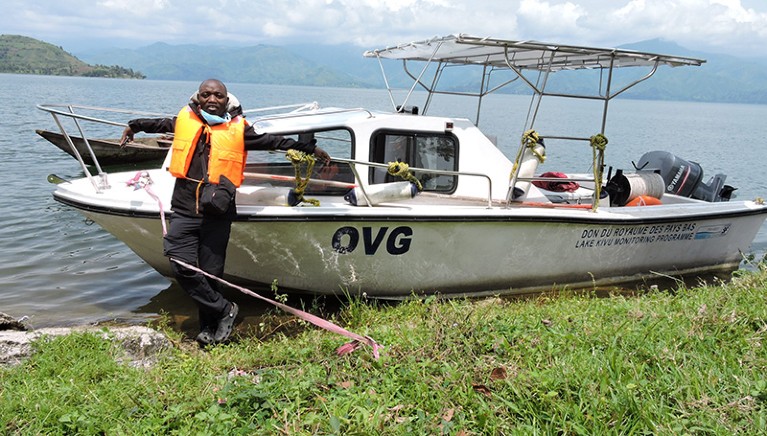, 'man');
121,79,329,345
